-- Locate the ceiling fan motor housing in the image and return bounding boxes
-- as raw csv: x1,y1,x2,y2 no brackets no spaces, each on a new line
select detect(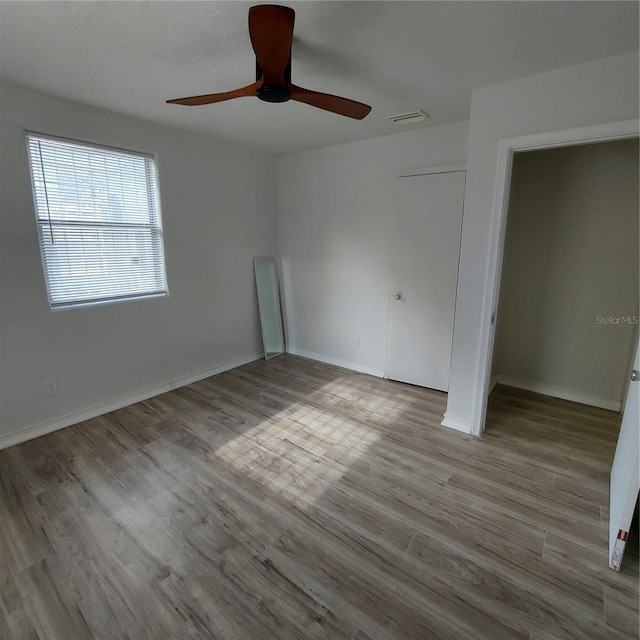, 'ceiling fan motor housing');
256,85,291,103
255,57,292,103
